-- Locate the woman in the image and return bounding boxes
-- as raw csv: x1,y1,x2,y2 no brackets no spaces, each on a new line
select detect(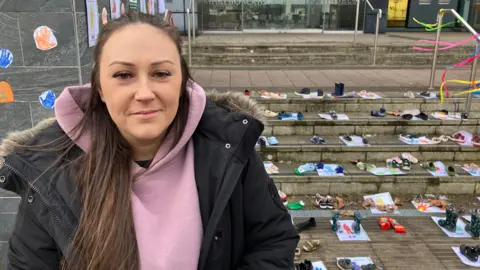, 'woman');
0,12,298,270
